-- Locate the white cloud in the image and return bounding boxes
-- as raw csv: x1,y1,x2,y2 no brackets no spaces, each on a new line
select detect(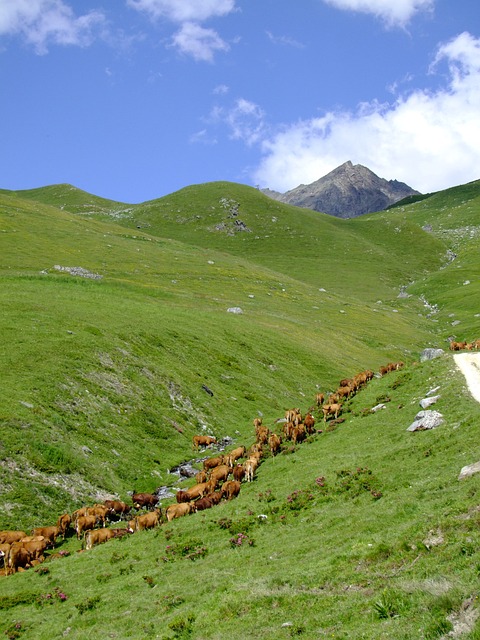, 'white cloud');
253,32,480,194
126,0,236,23
126,0,235,61
322,0,434,27
213,84,229,95
171,22,229,62
209,98,267,146
266,30,305,49
0,0,105,54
